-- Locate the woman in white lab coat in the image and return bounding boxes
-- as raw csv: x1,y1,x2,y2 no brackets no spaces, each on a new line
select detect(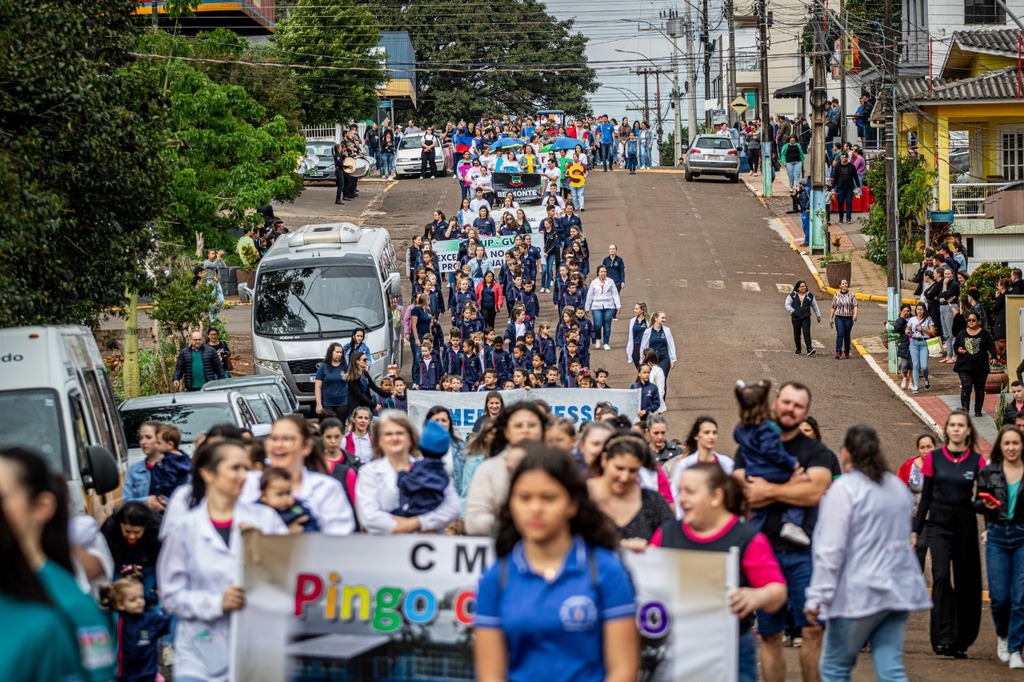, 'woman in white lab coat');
157,439,287,682
356,410,461,534
240,415,357,535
